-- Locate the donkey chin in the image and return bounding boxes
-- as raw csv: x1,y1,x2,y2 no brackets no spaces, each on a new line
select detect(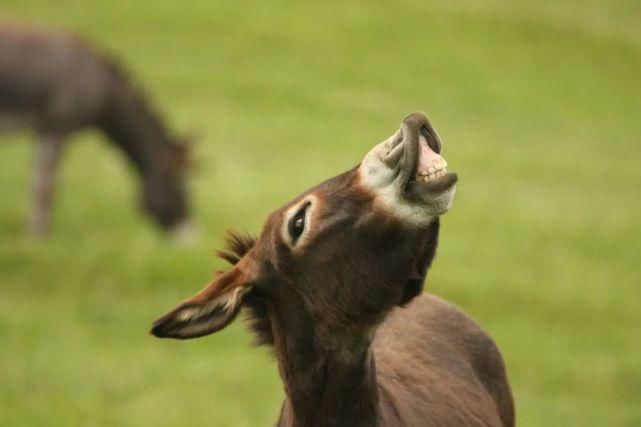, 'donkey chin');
359,112,457,225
